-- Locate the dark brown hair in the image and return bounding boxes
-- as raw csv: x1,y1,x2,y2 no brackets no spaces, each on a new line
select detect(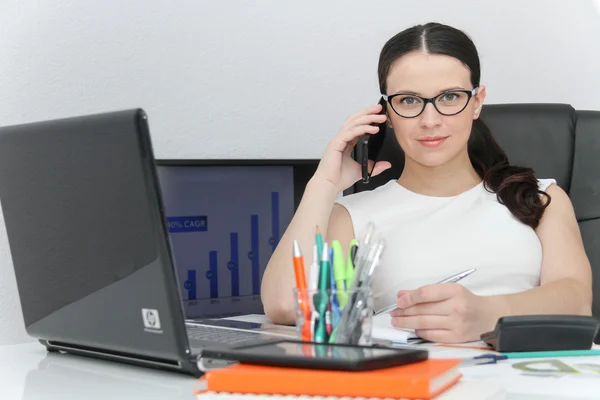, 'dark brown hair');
377,22,550,229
